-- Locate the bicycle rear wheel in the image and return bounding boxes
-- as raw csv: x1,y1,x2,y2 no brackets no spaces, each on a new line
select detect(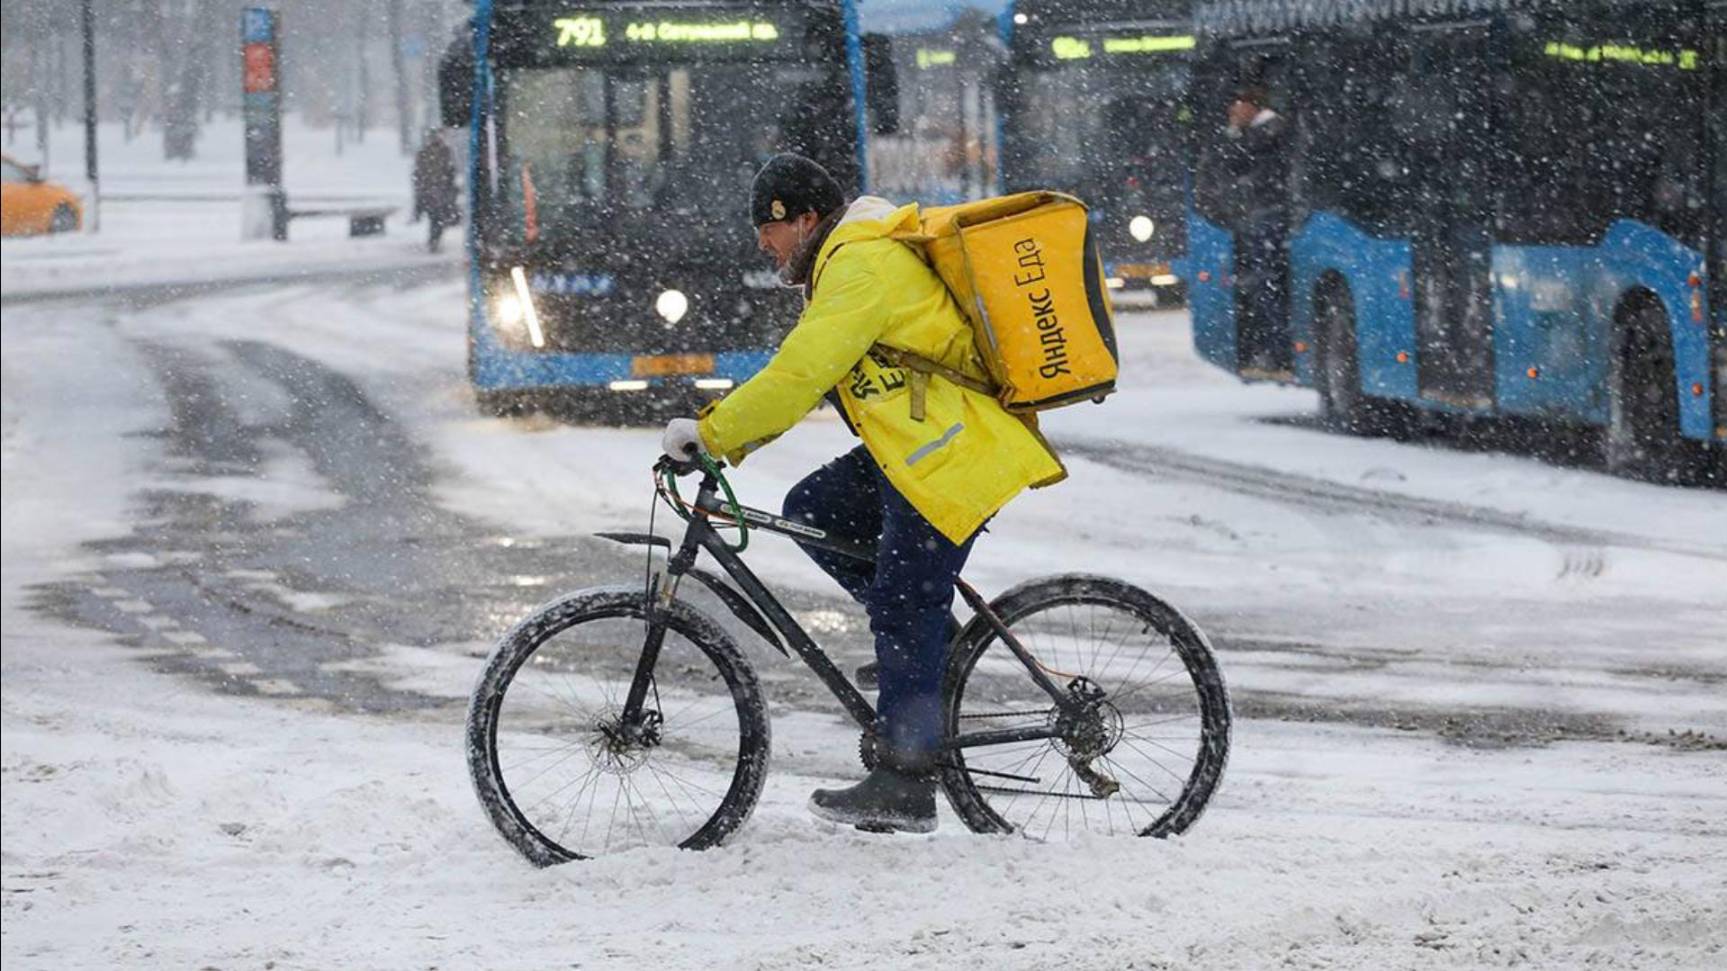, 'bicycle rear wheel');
940,575,1231,839
466,585,769,865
